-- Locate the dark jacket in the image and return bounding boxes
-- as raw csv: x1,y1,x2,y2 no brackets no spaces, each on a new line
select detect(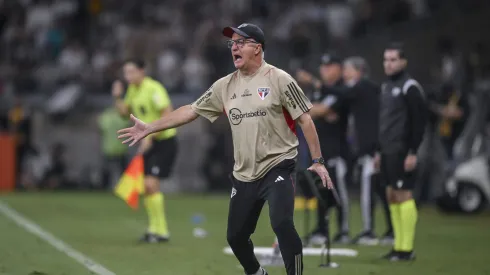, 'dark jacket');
379,72,427,154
